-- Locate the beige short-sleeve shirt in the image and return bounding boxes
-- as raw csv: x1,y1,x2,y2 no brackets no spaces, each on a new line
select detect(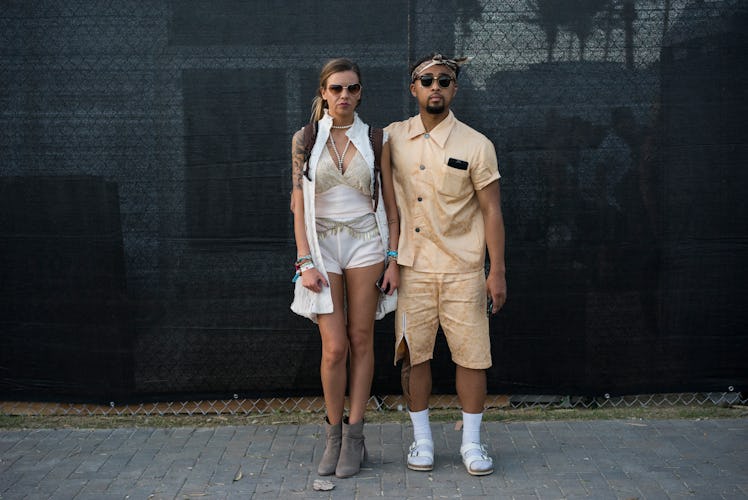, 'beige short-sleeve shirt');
385,111,500,273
